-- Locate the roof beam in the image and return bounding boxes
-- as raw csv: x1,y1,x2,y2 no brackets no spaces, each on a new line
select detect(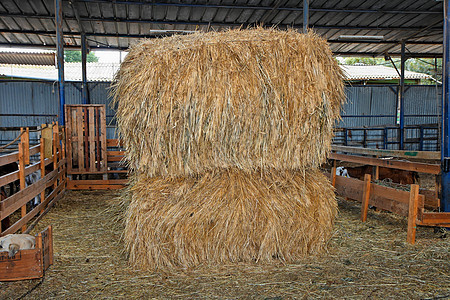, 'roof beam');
0,29,444,45
72,0,442,15
0,12,442,32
